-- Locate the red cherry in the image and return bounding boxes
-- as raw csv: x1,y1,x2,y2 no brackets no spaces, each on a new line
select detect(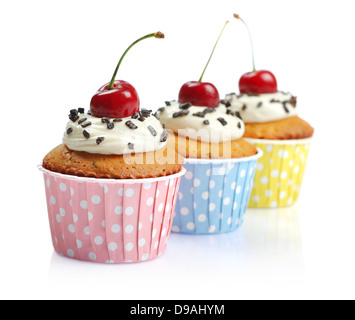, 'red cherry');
90,32,164,118
239,70,277,94
90,80,139,118
177,22,228,108
178,81,220,107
